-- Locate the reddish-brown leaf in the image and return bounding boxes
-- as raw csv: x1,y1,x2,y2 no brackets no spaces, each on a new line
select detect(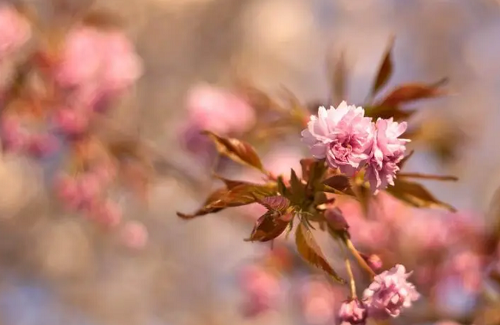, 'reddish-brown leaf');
203,131,265,172
371,36,395,96
386,179,456,211
295,223,345,283
177,182,278,219
377,80,447,107
258,196,290,213
245,211,290,242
